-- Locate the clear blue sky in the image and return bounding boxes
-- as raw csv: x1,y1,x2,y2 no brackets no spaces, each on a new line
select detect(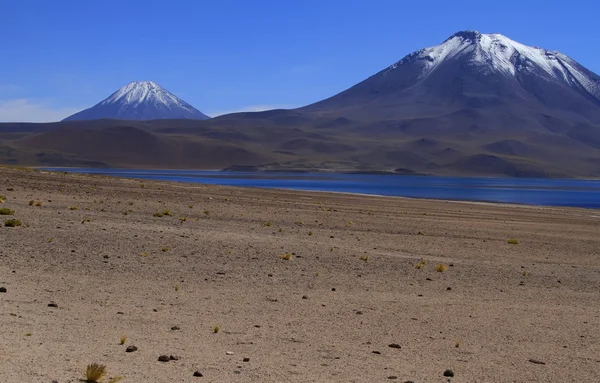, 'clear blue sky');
1,0,599,121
